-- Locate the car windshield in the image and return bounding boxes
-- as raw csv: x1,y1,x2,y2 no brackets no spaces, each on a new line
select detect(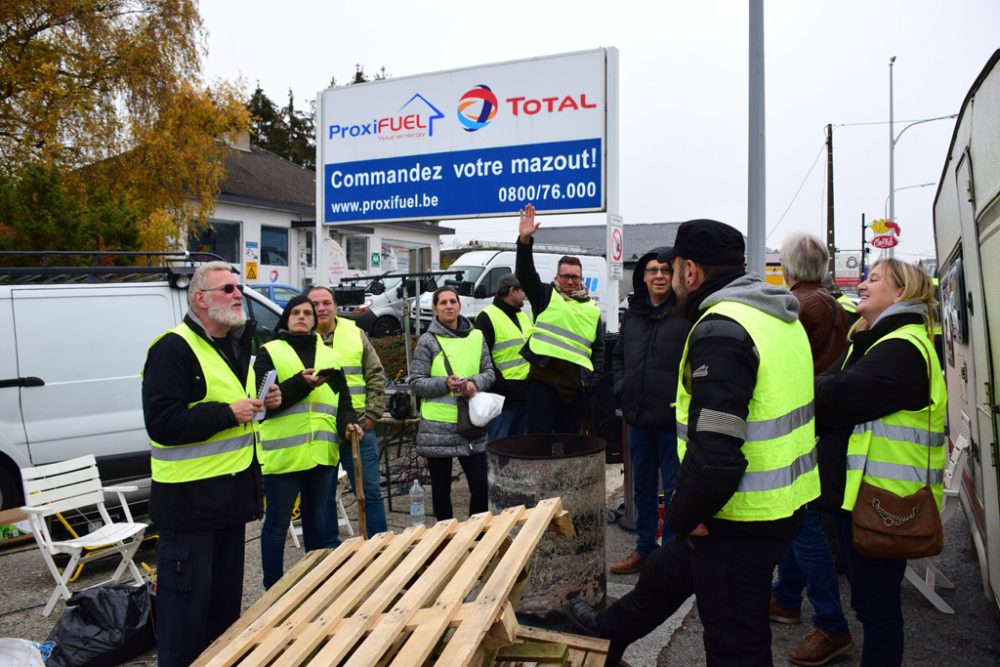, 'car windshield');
448,266,484,285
